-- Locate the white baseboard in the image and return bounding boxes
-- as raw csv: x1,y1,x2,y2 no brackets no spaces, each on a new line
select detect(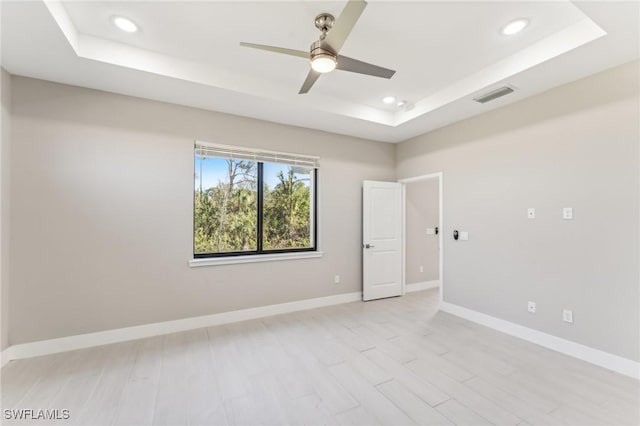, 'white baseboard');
440,301,640,380
1,291,362,367
1,347,14,367
406,280,440,293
